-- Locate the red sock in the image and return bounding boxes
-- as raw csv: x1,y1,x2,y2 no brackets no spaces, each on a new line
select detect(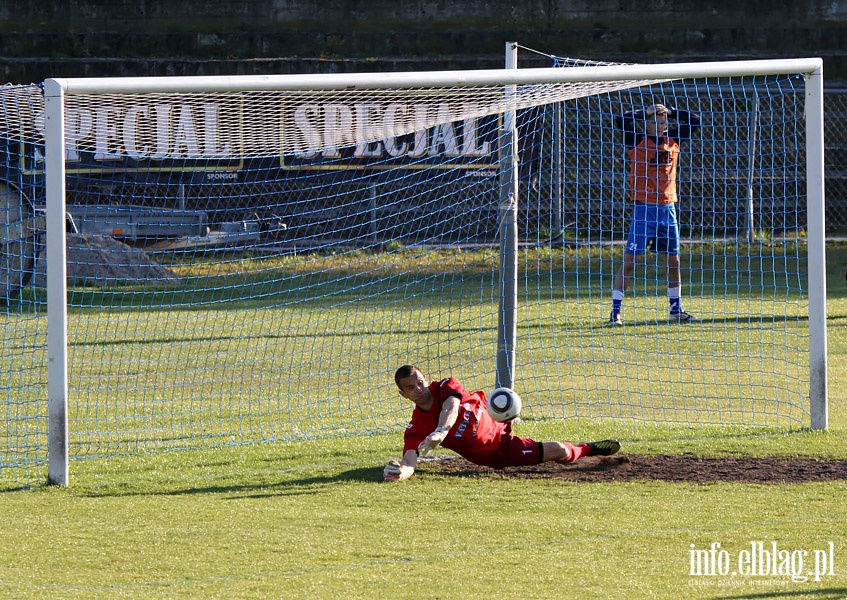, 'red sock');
558,442,591,463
